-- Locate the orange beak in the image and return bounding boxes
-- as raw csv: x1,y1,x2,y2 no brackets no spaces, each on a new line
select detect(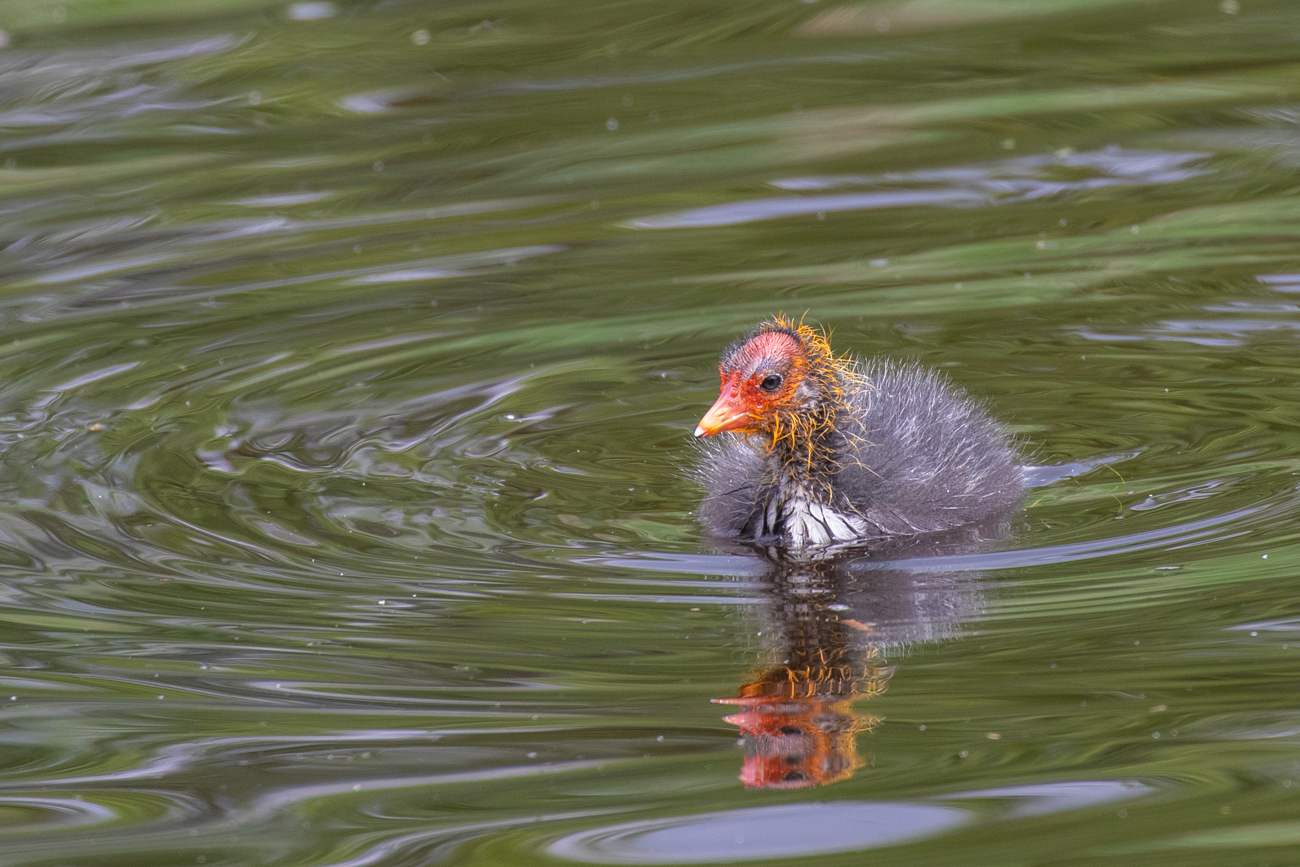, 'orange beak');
695,378,752,438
